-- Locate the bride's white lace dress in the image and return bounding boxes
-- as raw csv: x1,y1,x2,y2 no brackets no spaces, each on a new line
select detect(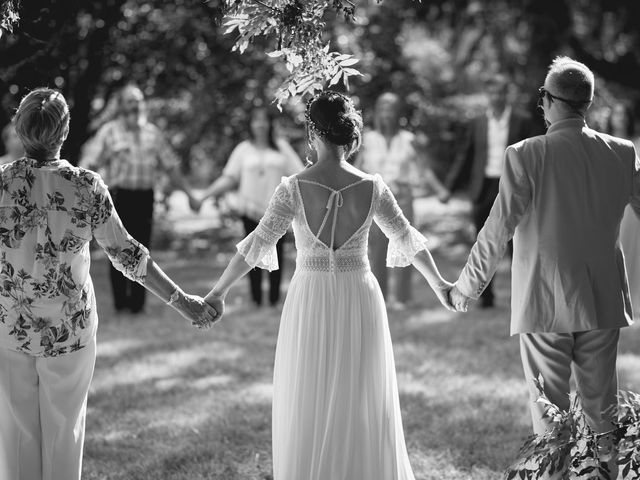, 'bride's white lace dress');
236,173,427,480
